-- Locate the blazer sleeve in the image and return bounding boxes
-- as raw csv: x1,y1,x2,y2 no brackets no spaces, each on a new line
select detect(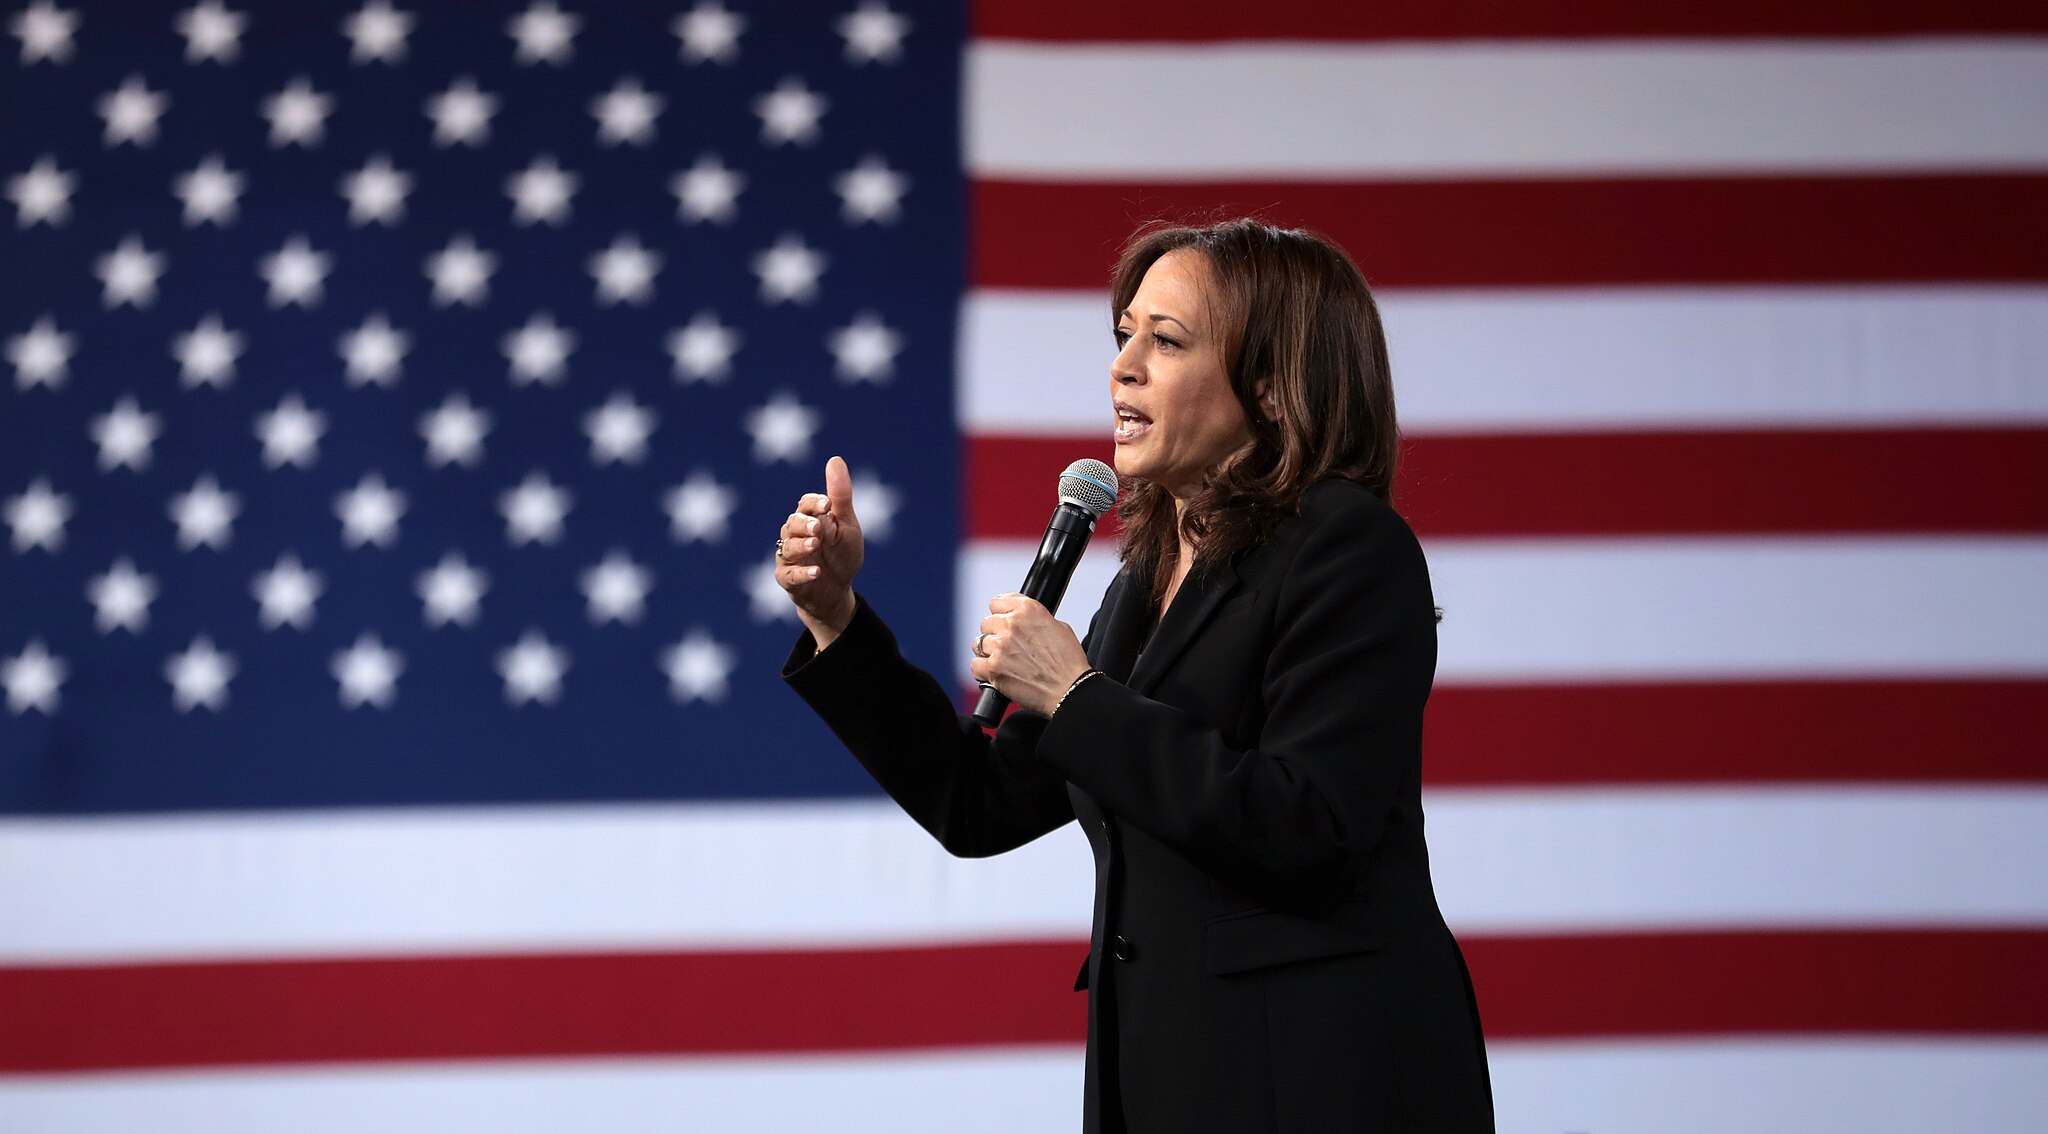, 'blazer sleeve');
1034,490,1435,908
781,592,1078,859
